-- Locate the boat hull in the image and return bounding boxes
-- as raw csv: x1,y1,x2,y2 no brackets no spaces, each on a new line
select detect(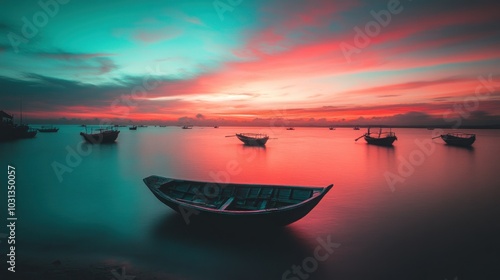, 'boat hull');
236,134,269,146
38,128,58,132
364,135,397,146
441,134,475,146
143,176,333,226
80,131,119,143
